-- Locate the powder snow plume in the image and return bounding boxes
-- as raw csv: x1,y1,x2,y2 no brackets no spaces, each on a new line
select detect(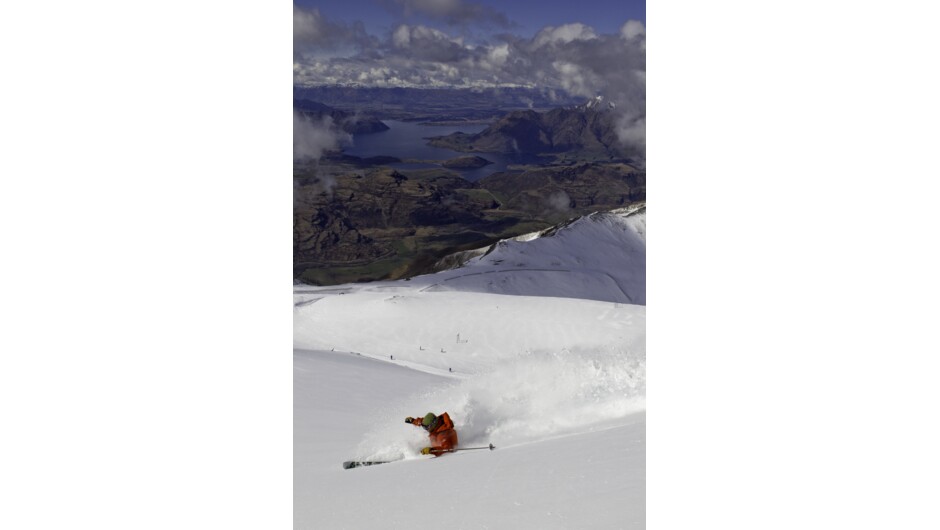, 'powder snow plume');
354,346,645,461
